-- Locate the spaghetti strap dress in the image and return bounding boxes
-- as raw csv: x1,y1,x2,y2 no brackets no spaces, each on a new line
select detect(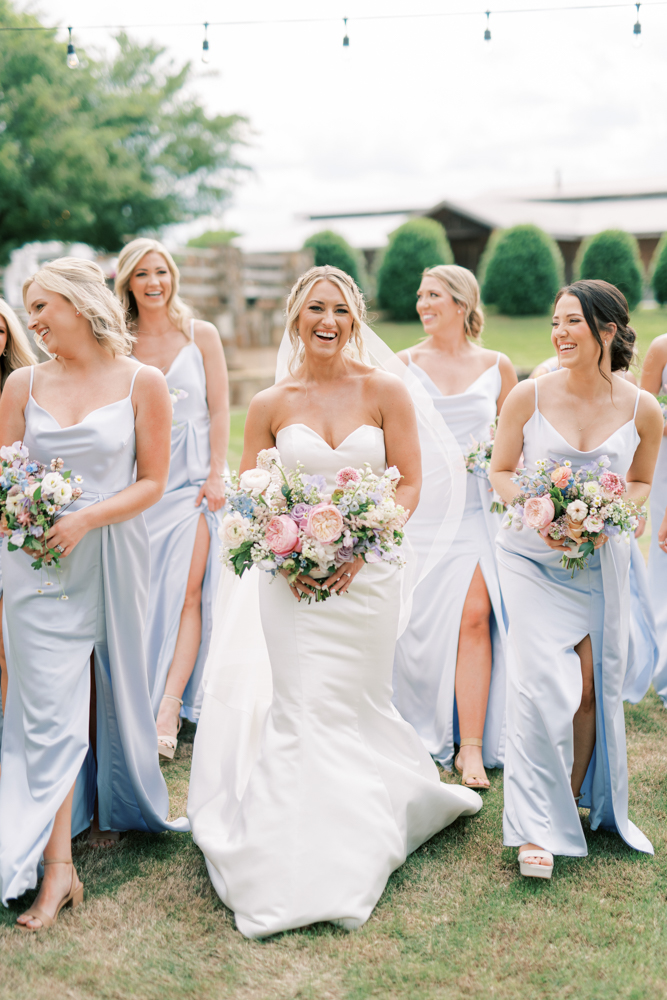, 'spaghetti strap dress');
648,362,667,703
143,320,224,722
0,365,188,907
393,352,508,768
496,379,652,857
